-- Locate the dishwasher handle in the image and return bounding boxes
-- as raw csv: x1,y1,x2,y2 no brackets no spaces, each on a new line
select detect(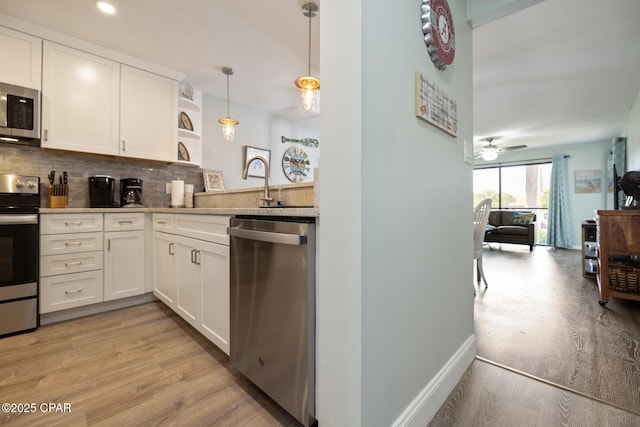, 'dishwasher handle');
227,226,307,246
